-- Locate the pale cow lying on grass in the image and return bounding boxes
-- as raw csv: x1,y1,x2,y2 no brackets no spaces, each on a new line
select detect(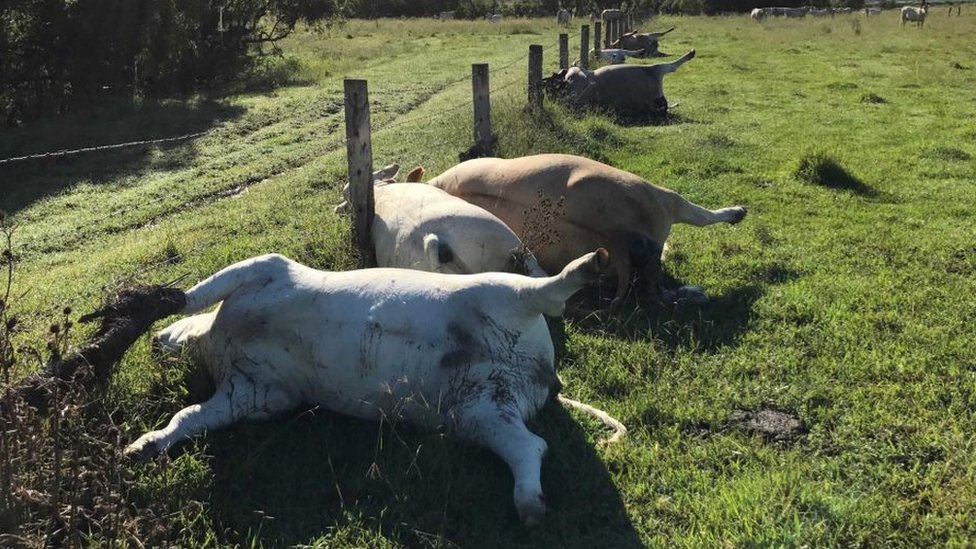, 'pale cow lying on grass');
429,153,747,305
589,48,645,65
336,165,546,276
609,27,674,57
751,8,766,21
901,4,928,26
544,49,696,118
127,249,624,526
